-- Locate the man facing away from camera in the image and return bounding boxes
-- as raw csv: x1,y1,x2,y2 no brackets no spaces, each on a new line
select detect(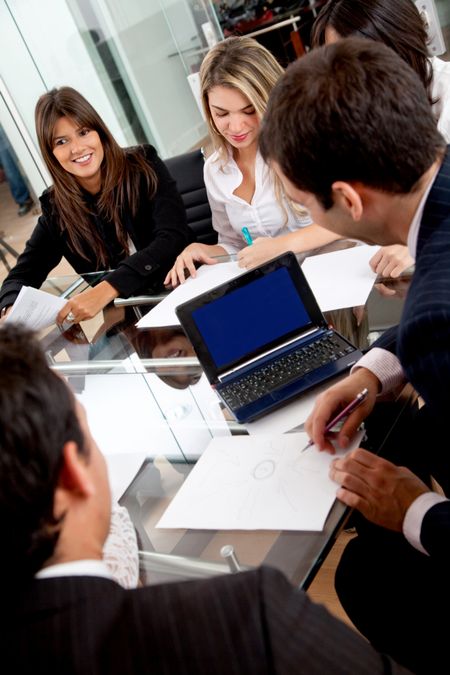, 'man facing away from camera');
260,37,450,675
0,324,412,673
